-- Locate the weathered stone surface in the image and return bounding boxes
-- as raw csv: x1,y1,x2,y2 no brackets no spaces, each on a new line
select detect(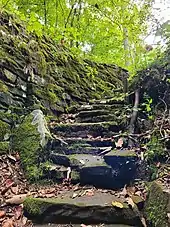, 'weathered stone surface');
51,122,121,138
24,191,143,226
145,181,170,227
0,92,13,106
50,151,147,189
4,69,17,83
11,111,50,181
0,11,127,117
50,153,70,166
